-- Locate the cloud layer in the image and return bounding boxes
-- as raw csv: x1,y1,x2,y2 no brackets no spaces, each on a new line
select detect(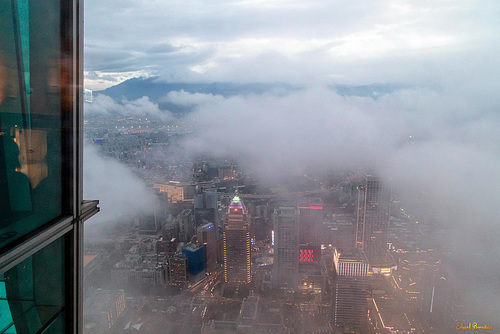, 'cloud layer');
85,94,173,120
179,86,499,183
83,145,157,224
